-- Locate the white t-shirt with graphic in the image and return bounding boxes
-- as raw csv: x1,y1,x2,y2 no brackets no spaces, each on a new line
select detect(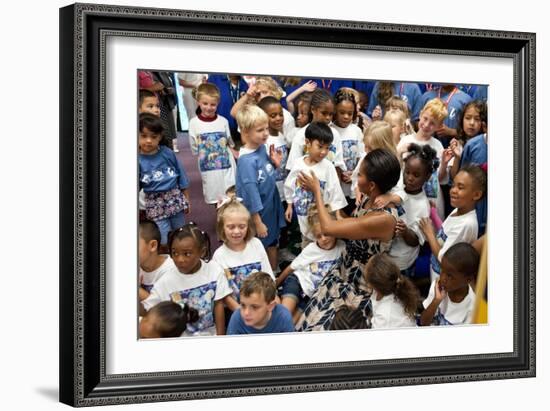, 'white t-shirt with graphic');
265,132,289,202
284,156,347,240
388,191,430,270
139,255,175,293
142,260,232,336
423,280,476,325
332,123,364,197
212,238,274,301
285,124,346,172
430,209,478,281
282,108,296,140
188,115,236,204
371,290,417,329
290,240,345,297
